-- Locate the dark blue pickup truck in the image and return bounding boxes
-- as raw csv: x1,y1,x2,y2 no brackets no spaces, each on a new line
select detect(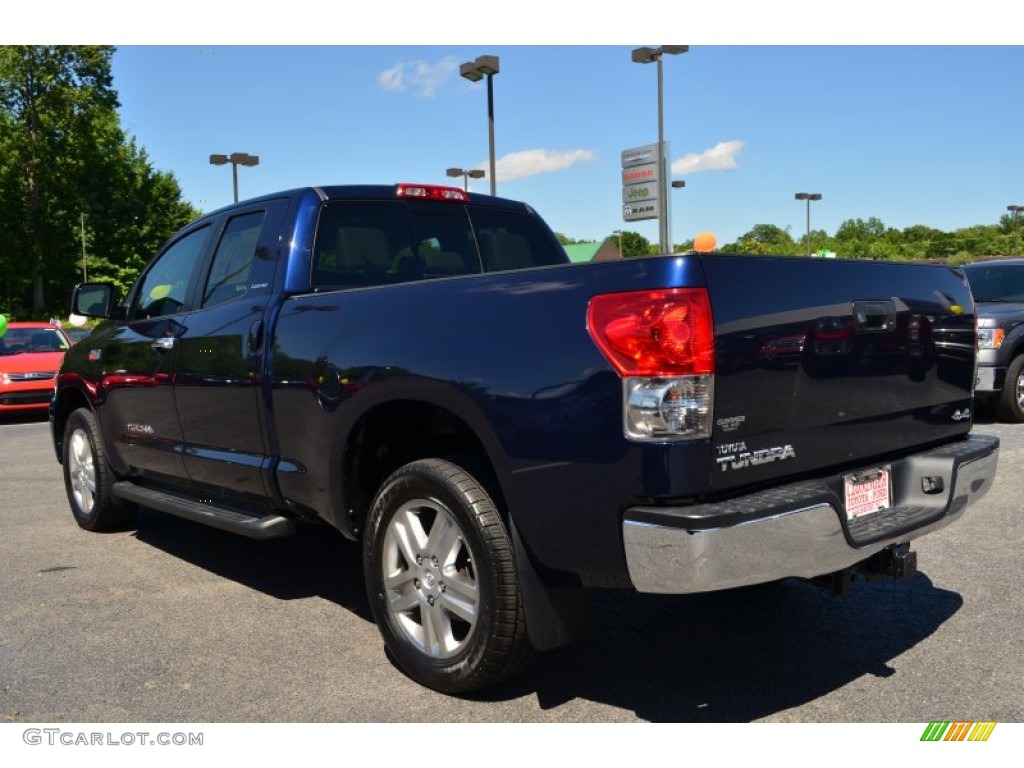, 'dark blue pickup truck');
52,183,999,693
